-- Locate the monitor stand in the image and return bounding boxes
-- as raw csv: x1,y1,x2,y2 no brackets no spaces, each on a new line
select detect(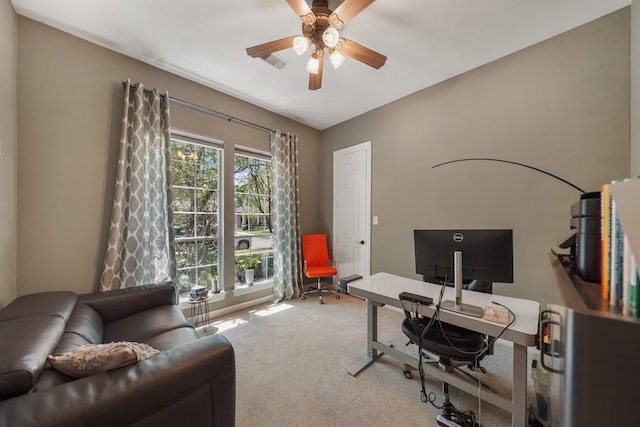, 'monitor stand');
440,300,484,317
440,251,484,318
